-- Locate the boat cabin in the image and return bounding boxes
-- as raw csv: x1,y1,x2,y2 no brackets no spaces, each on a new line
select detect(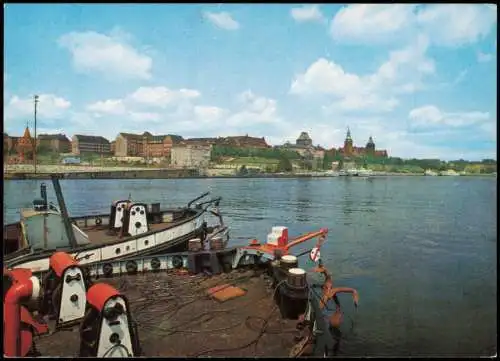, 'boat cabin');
3,208,91,255
3,197,198,256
